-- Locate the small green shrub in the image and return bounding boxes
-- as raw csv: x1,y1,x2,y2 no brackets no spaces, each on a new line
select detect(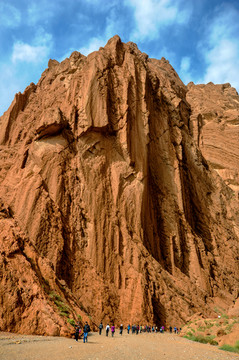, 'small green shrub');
59,311,69,317
55,300,71,314
49,292,71,316
205,322,214,329
221,313,229,319
184,334,218,346
77,315,82,320
225,323,234,333
208,339,218,346
67,318,76,327
219,343,239,354
49,292,62,302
